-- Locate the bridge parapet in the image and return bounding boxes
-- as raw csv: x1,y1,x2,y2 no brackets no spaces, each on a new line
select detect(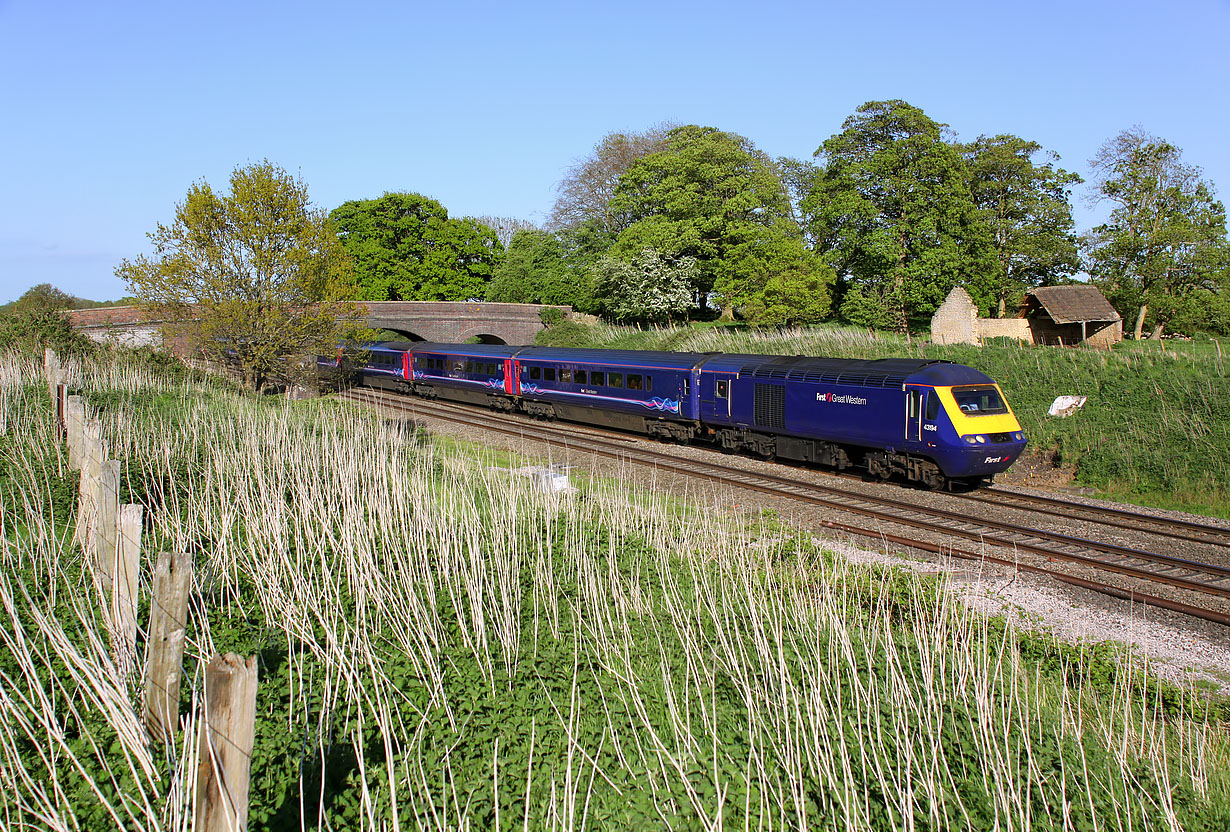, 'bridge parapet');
66,302,570,349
